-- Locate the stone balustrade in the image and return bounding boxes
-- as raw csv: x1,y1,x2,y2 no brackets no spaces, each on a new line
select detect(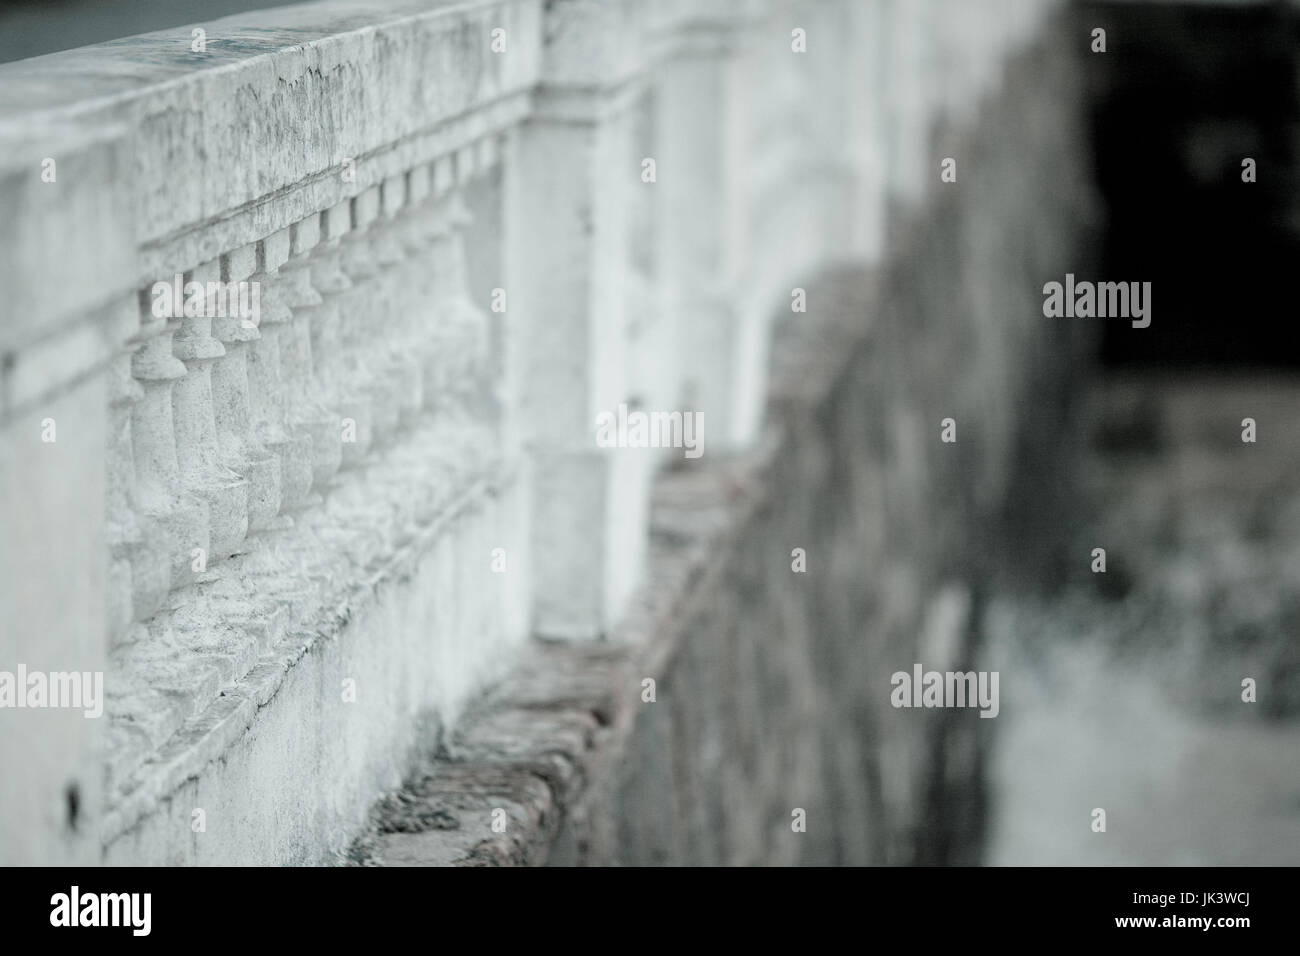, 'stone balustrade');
0,0,1065,865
